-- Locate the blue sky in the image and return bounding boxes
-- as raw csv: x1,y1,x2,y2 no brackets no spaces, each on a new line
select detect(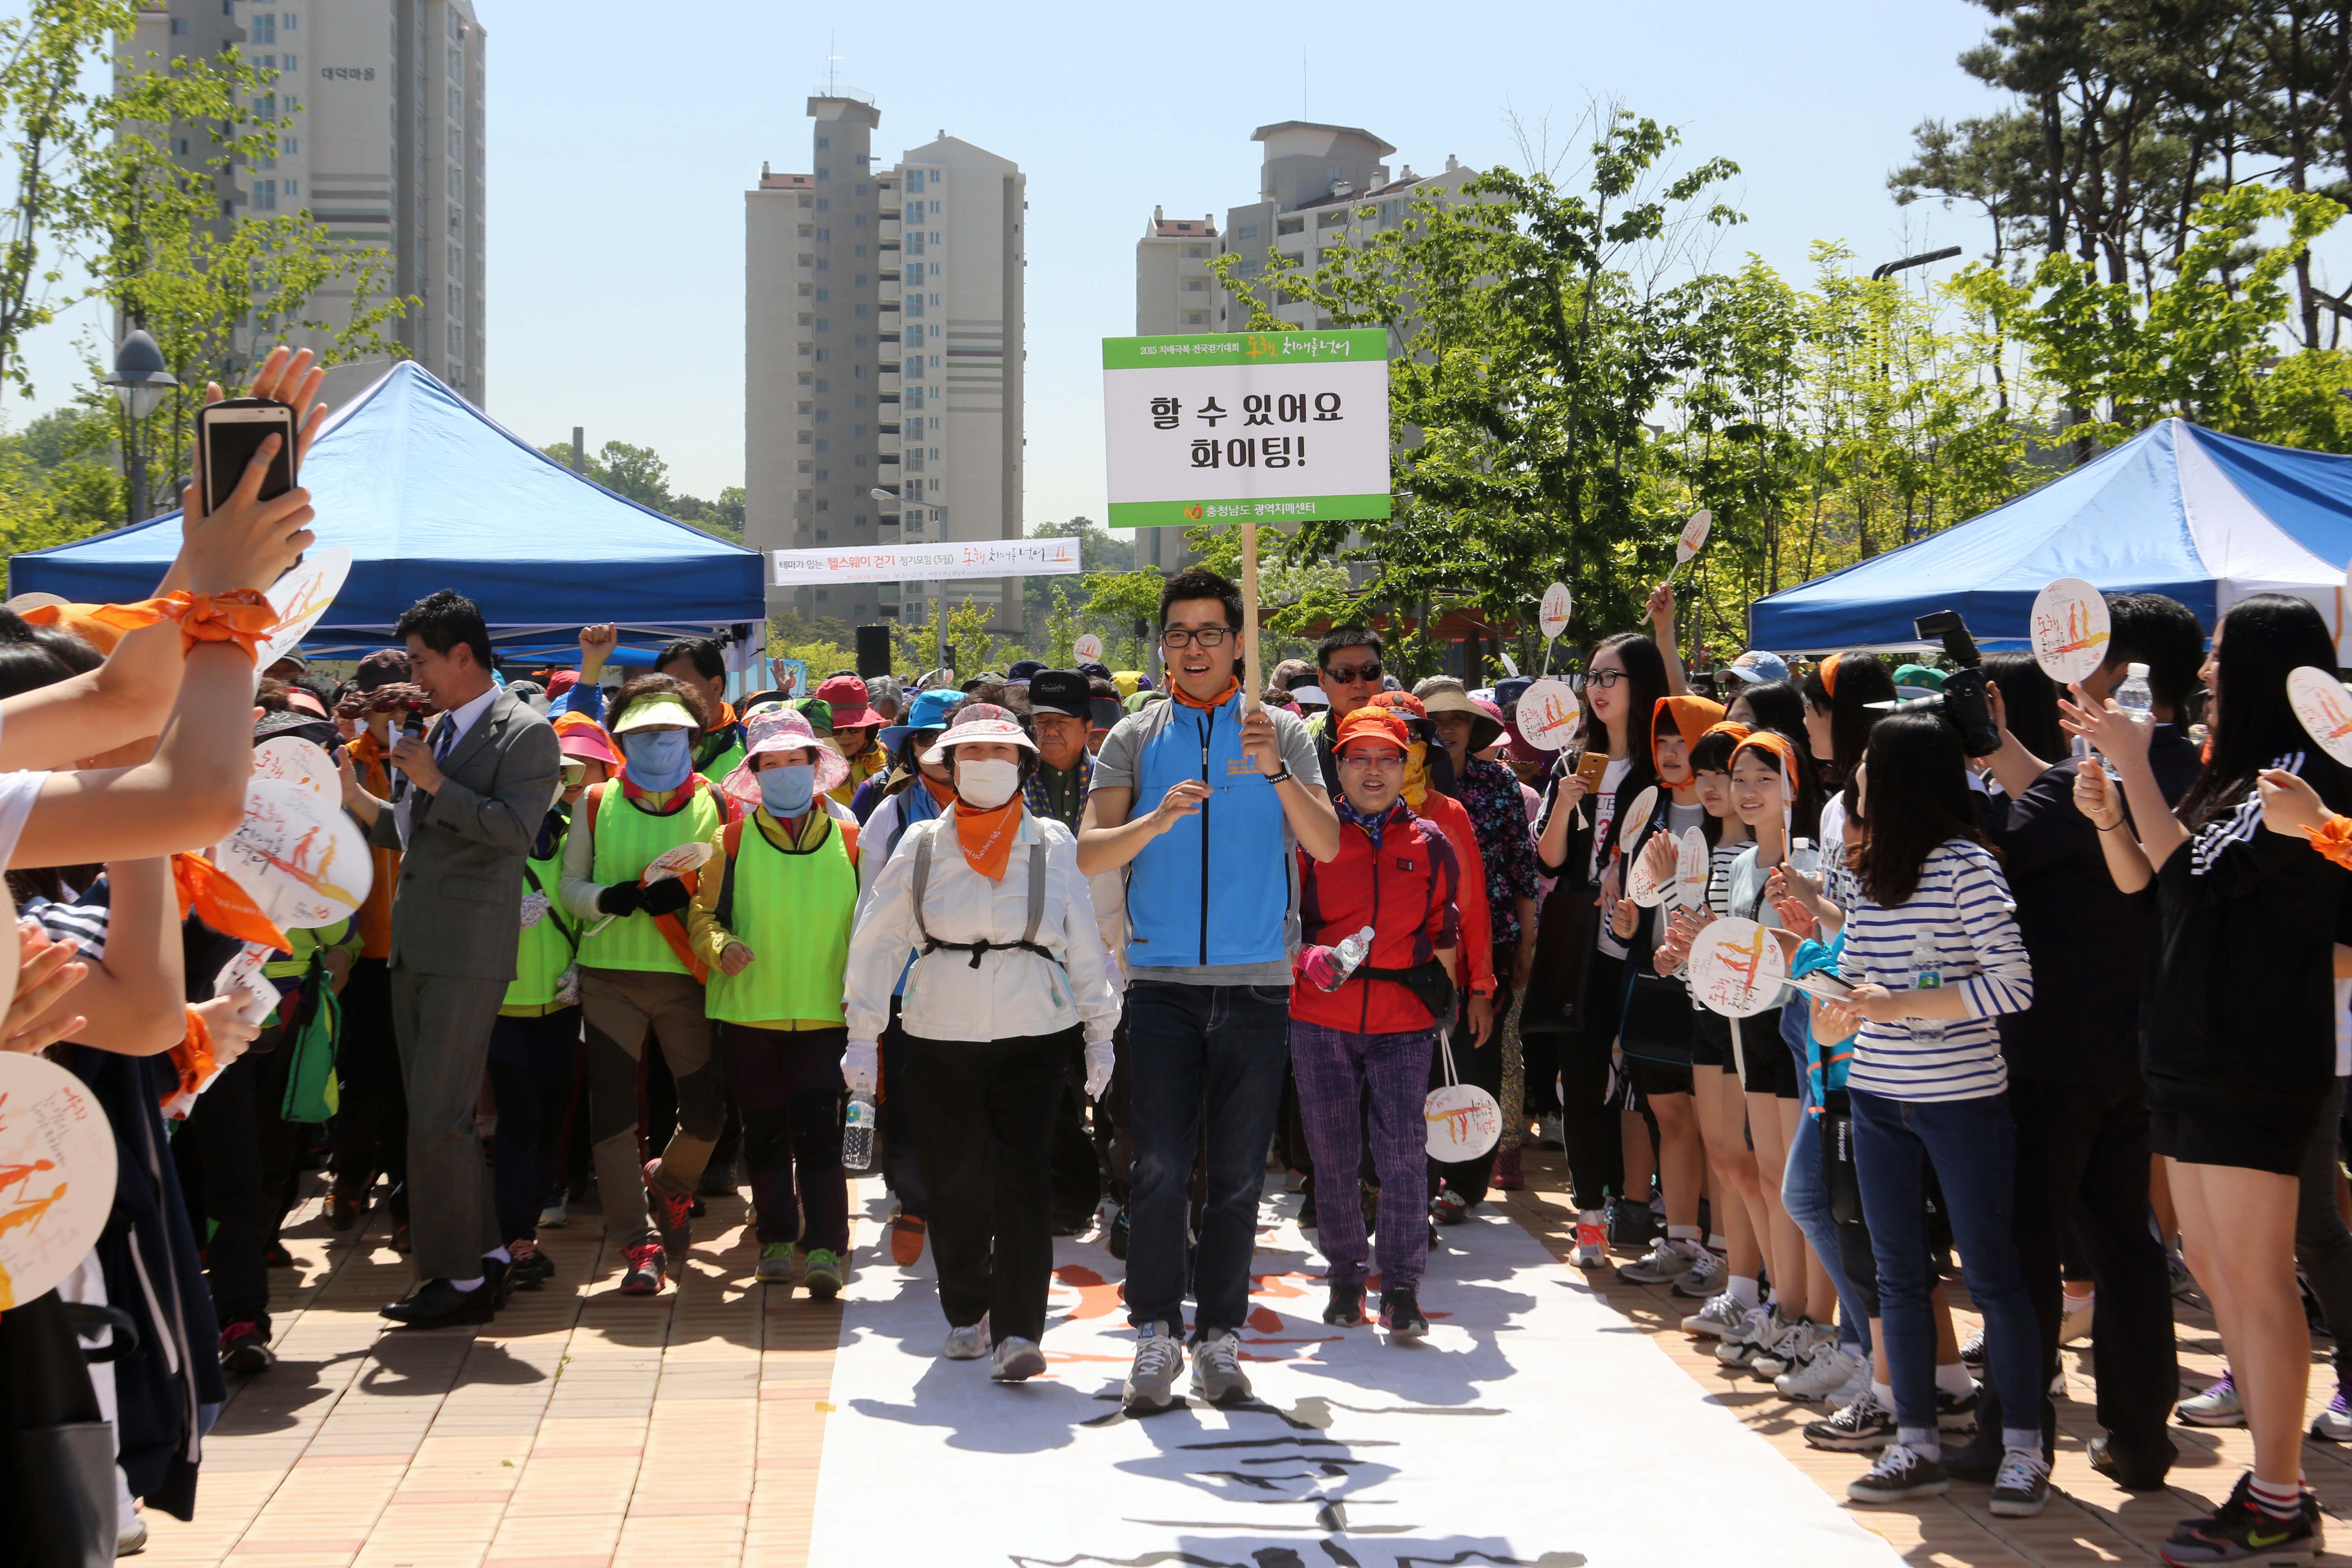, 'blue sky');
23,0,2015,524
